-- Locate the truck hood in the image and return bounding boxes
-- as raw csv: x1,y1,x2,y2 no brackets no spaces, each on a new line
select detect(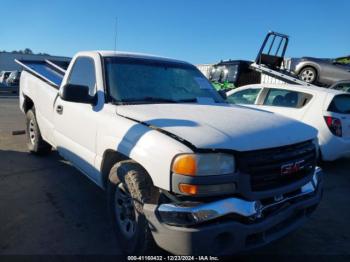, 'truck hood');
117,103,317,152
